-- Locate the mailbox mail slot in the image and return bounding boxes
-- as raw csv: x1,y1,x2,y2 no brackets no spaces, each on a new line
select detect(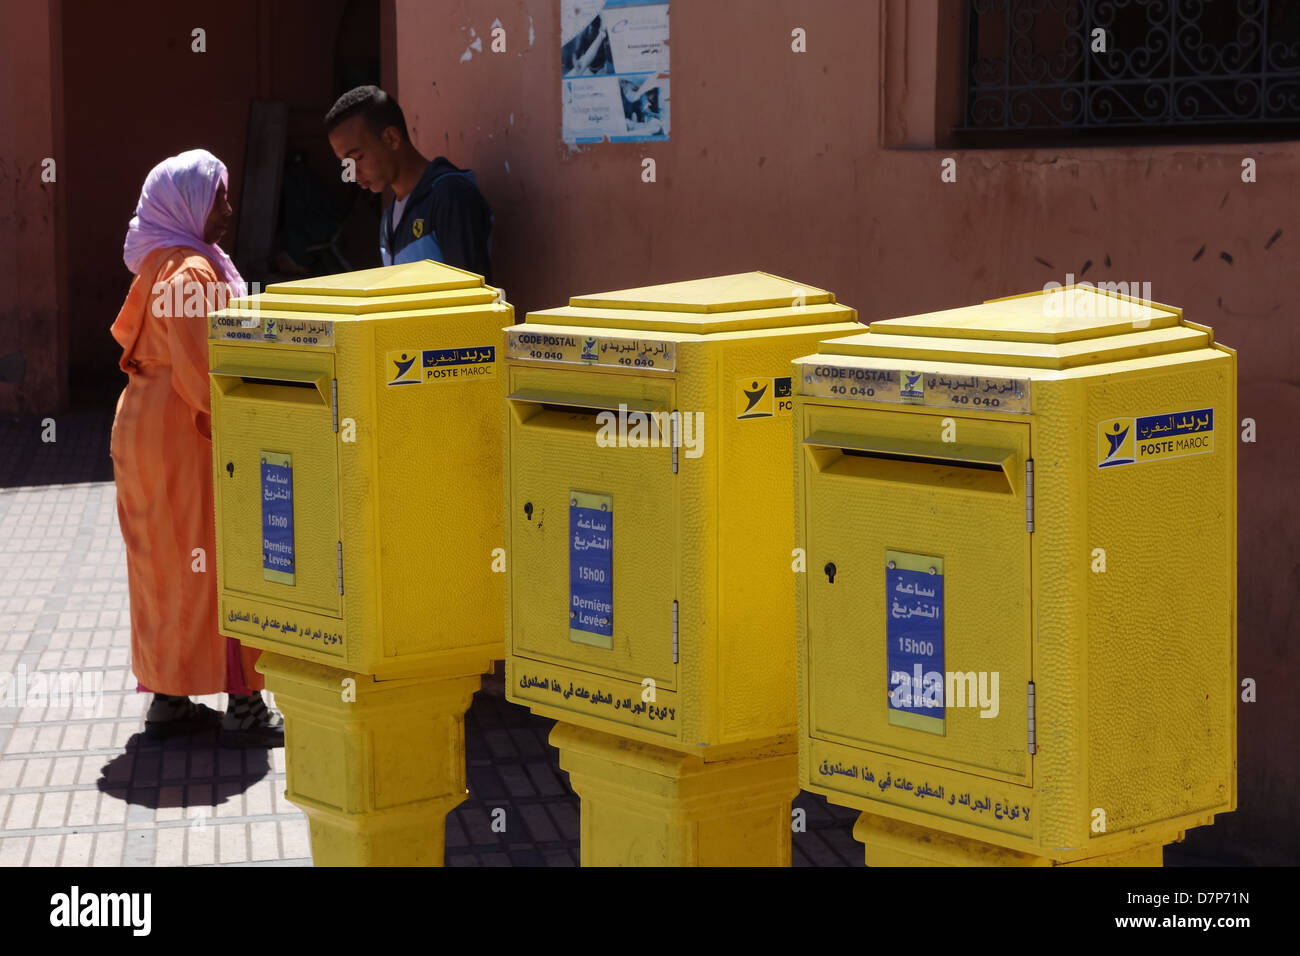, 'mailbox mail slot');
803,405,1031,785
508,373,678,690
211,354,342,619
